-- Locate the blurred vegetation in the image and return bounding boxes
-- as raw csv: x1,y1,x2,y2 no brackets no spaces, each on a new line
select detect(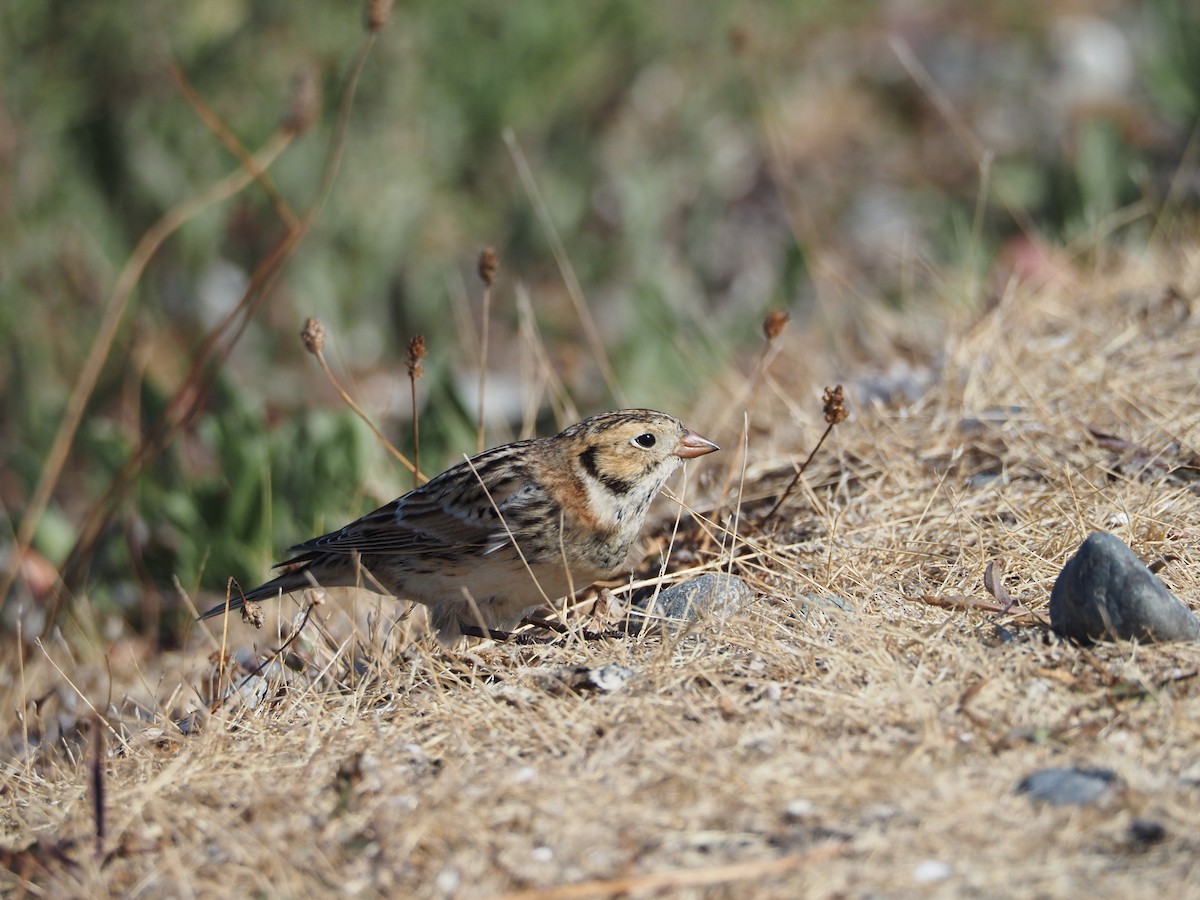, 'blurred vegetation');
1,0,1197,641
